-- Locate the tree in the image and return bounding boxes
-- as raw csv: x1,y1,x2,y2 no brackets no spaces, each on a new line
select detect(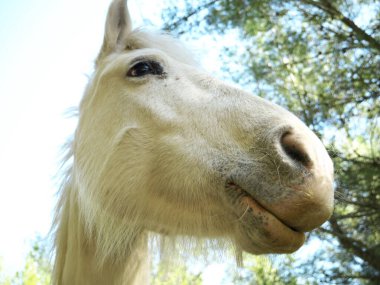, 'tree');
151,261,203,285
163,0,380,283
227,255,300,285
